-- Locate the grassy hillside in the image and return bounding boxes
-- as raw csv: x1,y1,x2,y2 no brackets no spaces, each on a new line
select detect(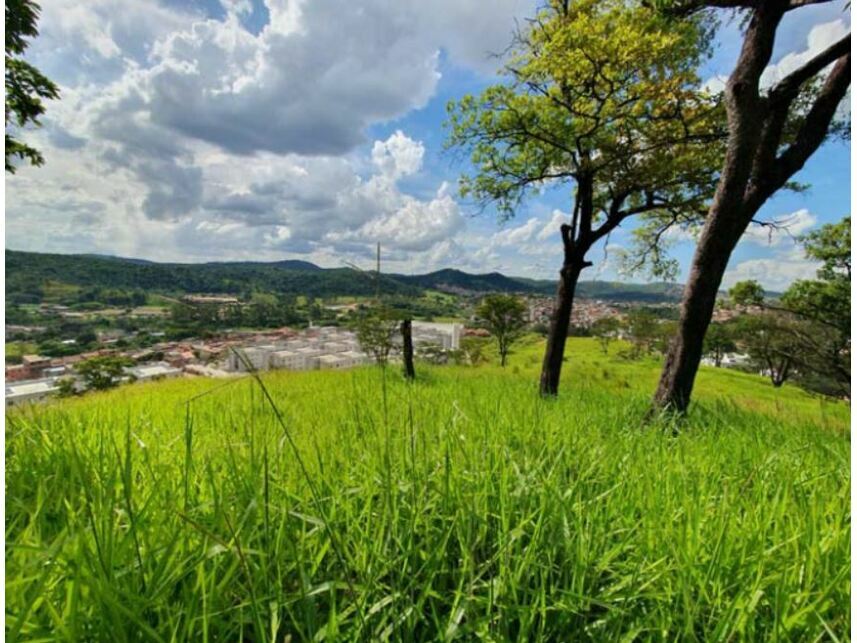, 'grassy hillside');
6,339,849,641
